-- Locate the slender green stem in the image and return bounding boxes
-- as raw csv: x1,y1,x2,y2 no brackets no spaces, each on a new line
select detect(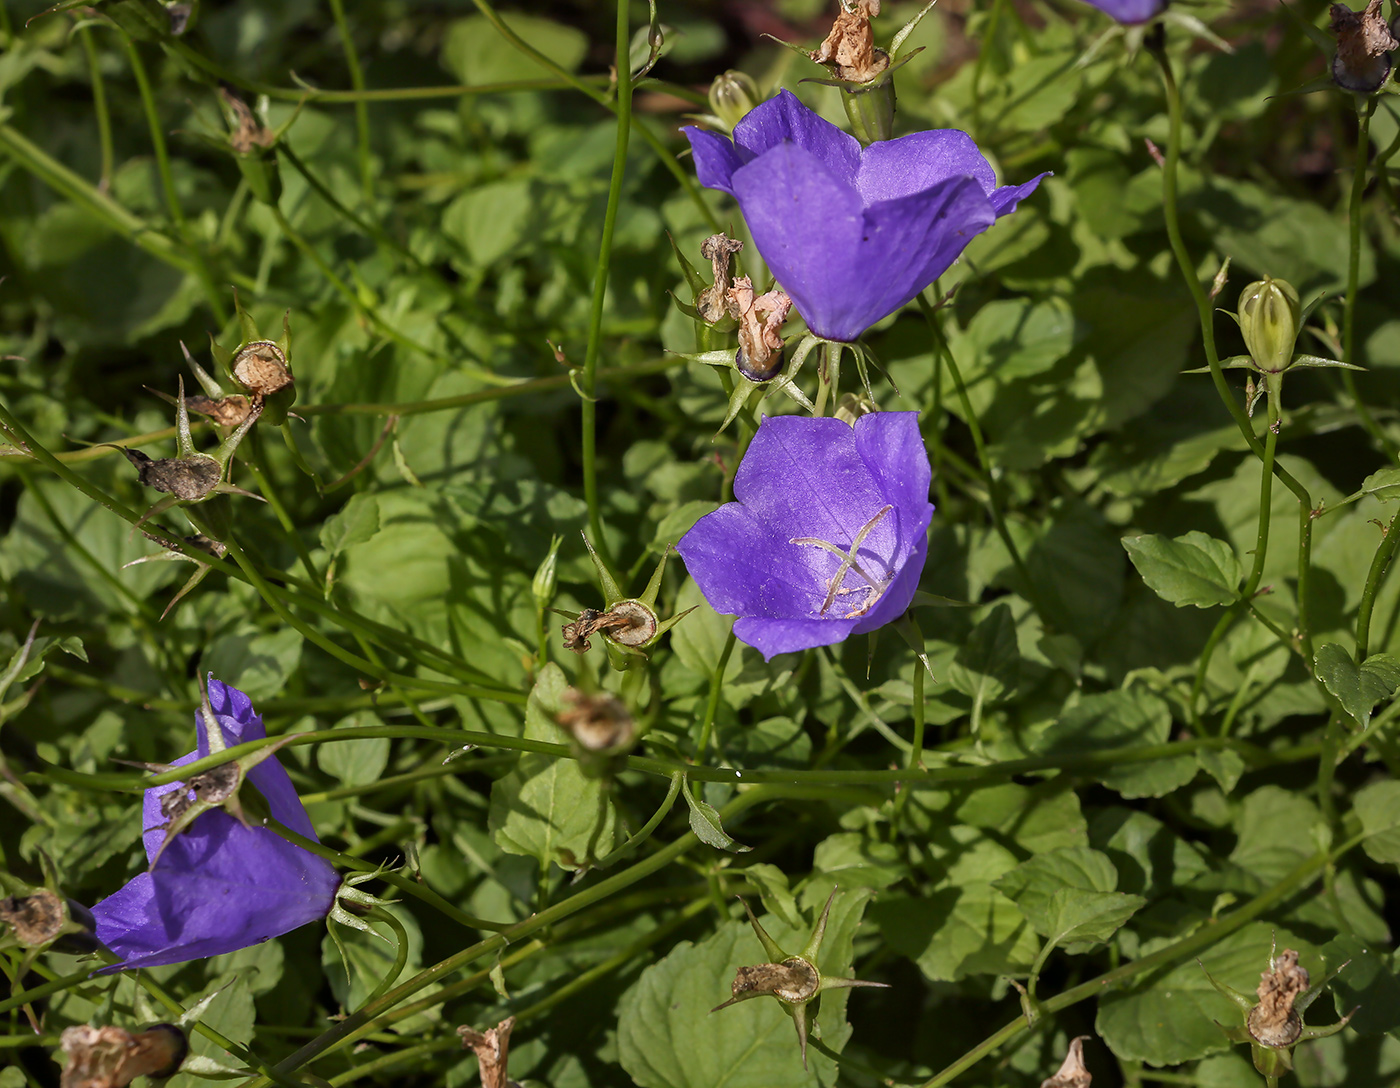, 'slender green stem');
596,772,685,867
695,630,737,760
918,294,1039,614
326,0,373,205
78,26,114,192
574,0,633,553
117,31,226,324
918,847,1340,1087
812,340,841,417
1339,99,1398,461
1356,511,1400,660
1149,49,1311,507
